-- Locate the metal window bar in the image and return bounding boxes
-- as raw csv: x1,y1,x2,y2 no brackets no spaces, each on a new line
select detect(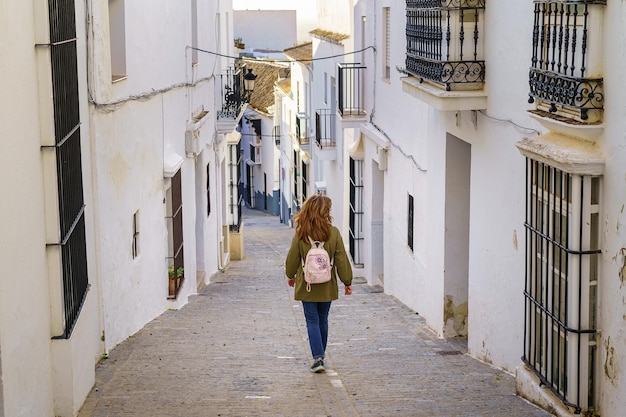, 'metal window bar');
315,109,336,149
301,160,308,202
246,165,256,208
349,158,364,266
405,0,485,91
407,194,414,252
523,159,600,413
45,0,89,339
273,125,281,147
528,1,604,120
338,63,366,117
292,150,300,214
167,170,184,299
228,143,243,231
206,163,211,216
296,114,309,145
